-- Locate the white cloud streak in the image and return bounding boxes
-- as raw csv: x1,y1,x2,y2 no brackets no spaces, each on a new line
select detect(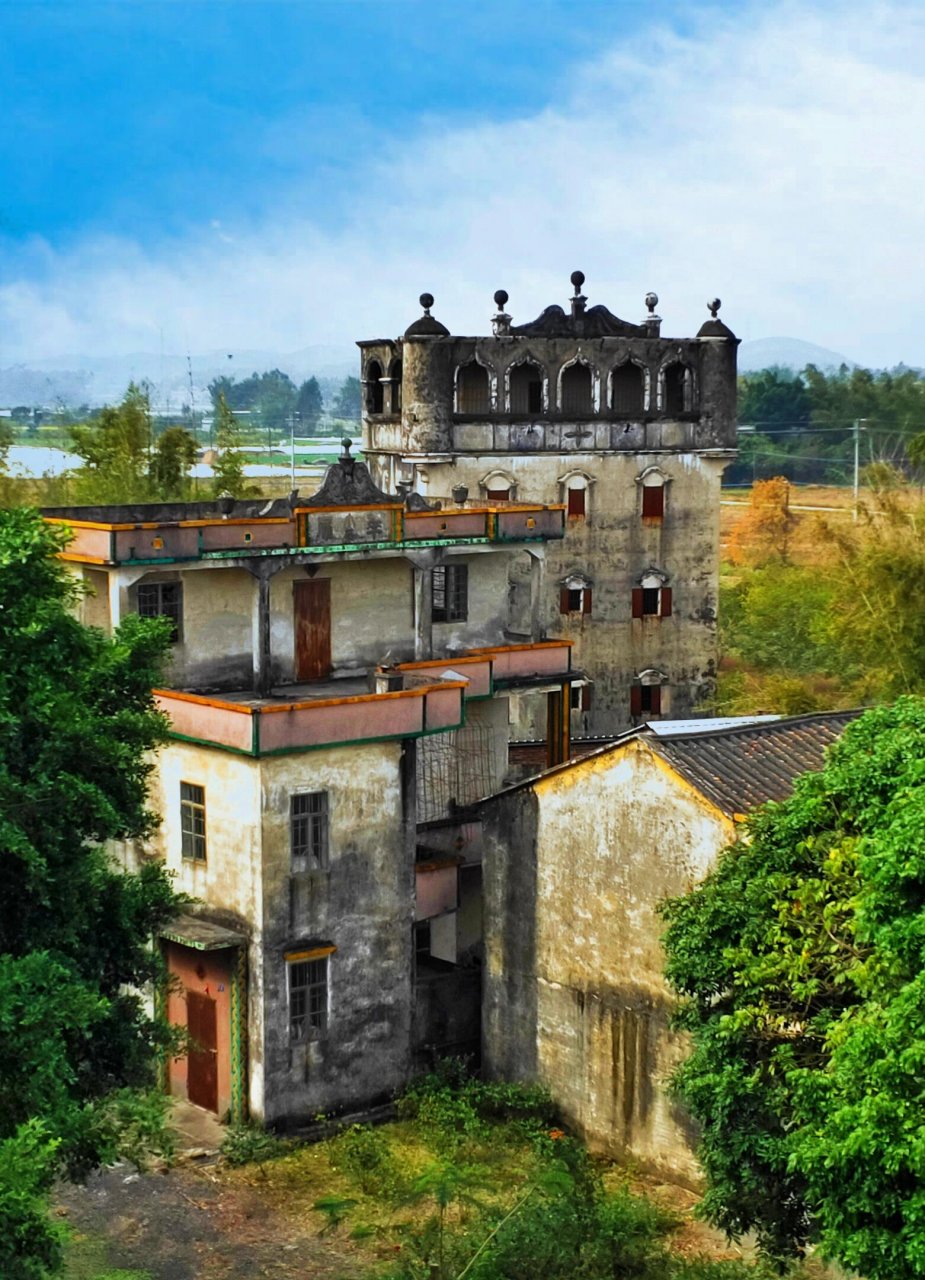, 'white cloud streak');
2,0,924,367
